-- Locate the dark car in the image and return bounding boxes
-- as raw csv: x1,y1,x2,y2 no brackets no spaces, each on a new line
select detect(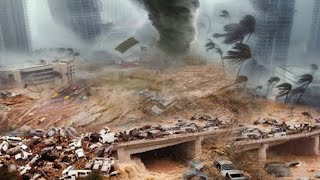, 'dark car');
264,162,291,177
